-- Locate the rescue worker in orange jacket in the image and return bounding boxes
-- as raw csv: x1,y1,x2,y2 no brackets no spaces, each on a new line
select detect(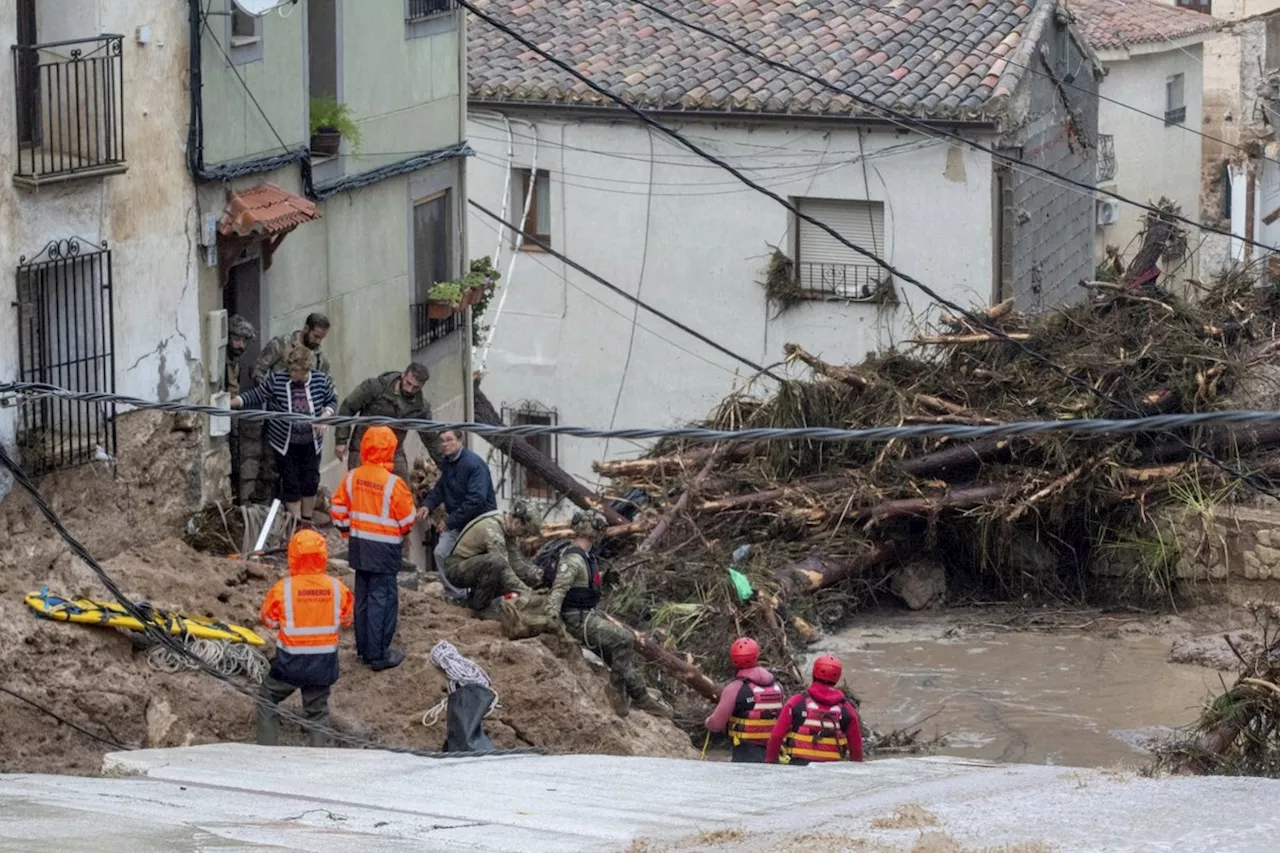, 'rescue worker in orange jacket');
329,425,422,671
704,637,786,763
765,654,864,765
257,529,355,747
